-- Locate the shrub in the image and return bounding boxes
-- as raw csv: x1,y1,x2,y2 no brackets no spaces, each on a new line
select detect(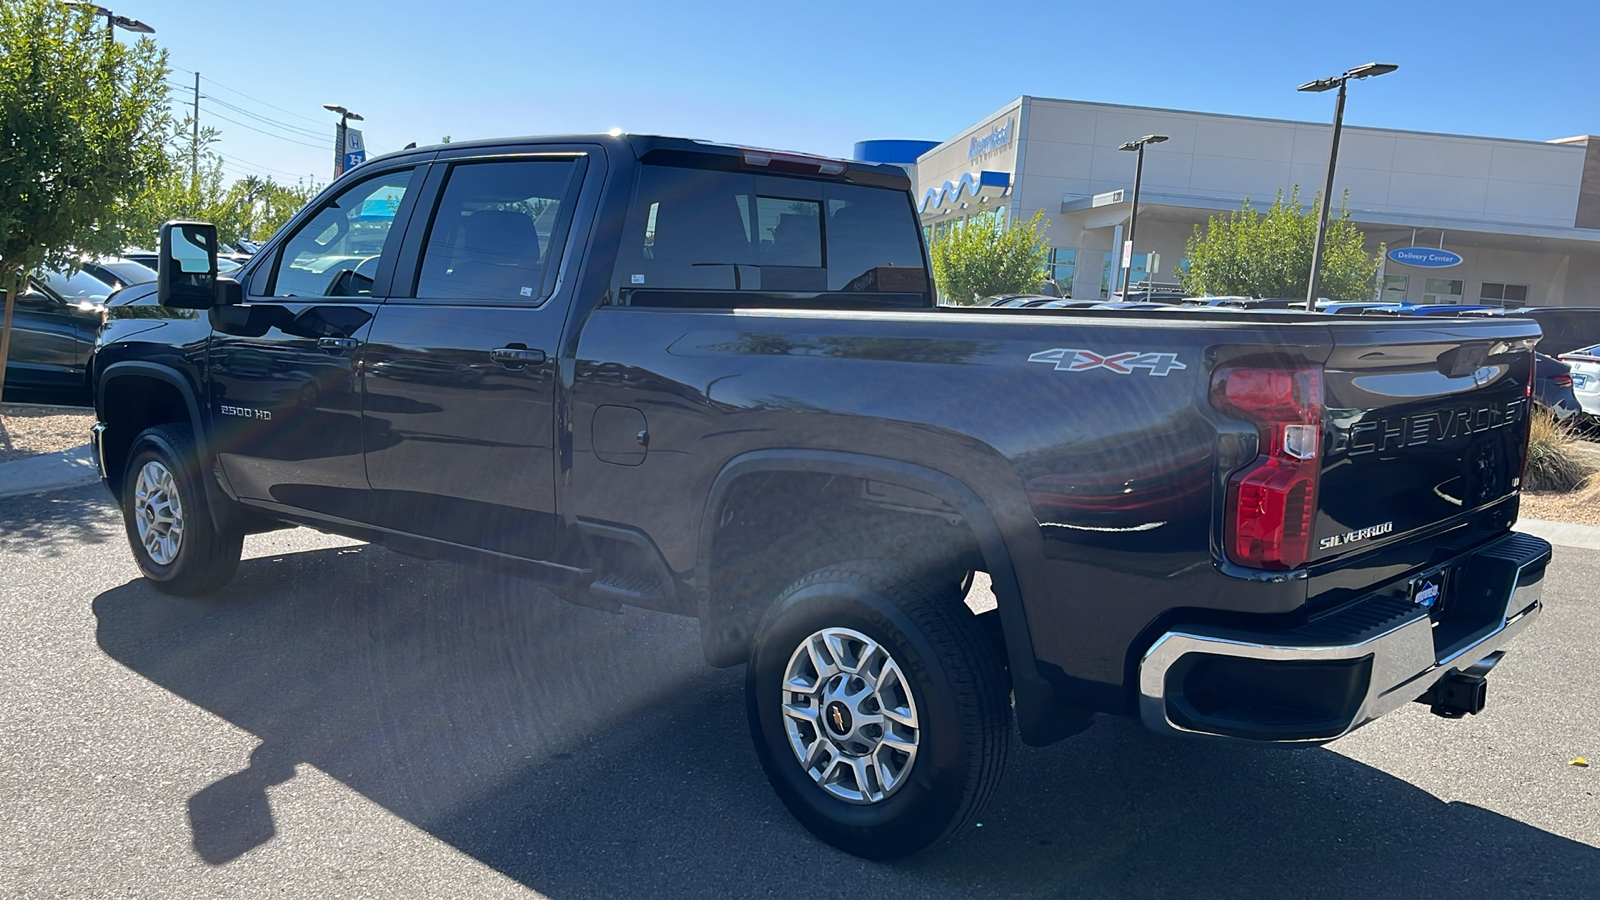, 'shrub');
929,209,1050,305
1524,409,1590,493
